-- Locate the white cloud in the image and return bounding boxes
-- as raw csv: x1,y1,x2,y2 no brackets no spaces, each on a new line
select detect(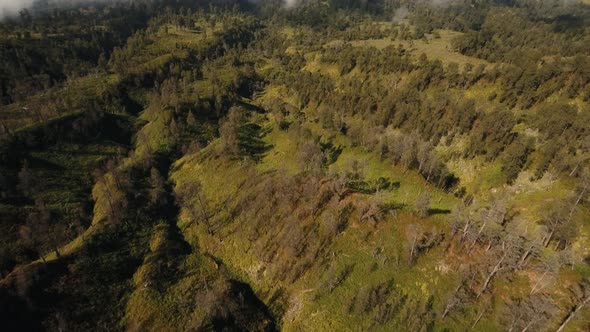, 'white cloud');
1,0,35,17
284,0,298,8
